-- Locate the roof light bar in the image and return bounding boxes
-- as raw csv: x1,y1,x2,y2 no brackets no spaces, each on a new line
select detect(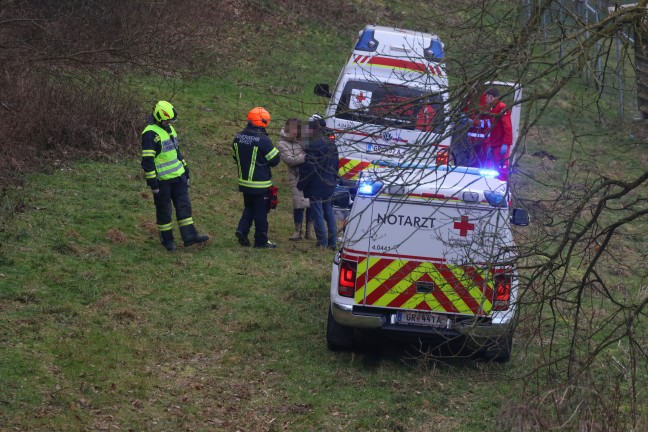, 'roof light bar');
479,169,500,178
